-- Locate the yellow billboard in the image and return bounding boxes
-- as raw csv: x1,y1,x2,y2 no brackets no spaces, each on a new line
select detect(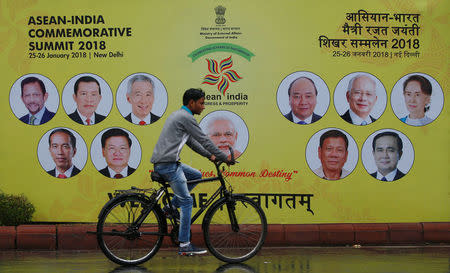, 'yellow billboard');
1,0,448,223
